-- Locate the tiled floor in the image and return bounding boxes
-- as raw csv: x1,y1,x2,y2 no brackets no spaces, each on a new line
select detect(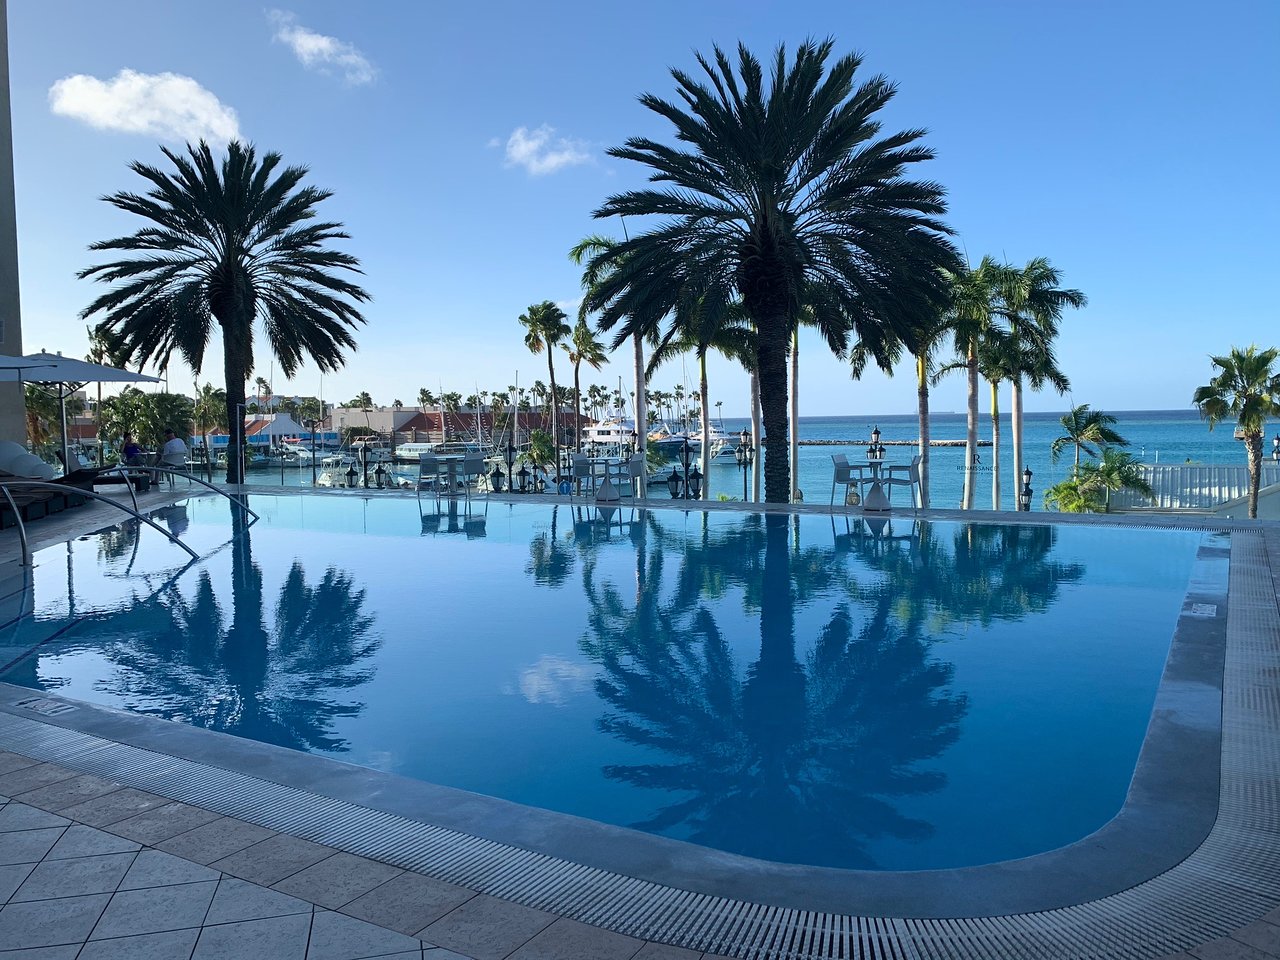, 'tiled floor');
0,750,711,960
